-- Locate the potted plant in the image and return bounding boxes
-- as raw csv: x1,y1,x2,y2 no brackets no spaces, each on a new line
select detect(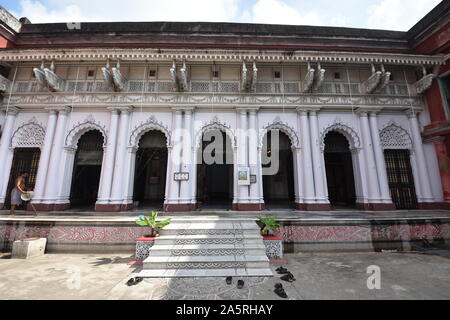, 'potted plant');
256,216,281,236
256,216,284,260
135,211,171,237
